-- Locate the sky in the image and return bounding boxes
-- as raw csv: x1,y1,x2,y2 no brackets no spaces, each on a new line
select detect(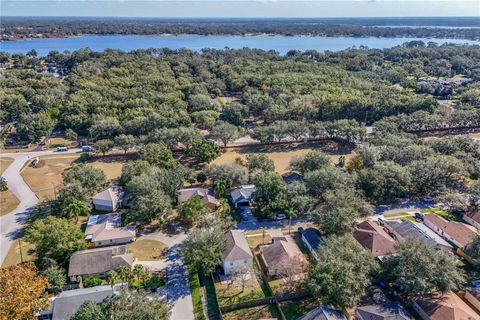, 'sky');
1,0,479,18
